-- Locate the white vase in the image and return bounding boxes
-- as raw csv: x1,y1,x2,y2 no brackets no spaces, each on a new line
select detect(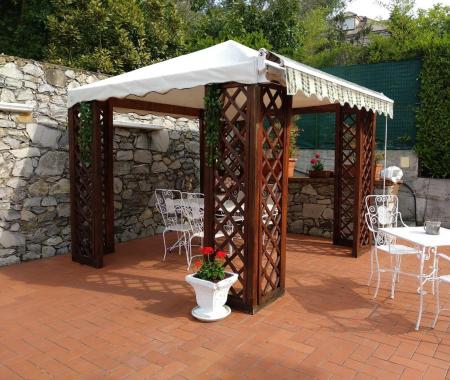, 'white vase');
185,272,238,321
